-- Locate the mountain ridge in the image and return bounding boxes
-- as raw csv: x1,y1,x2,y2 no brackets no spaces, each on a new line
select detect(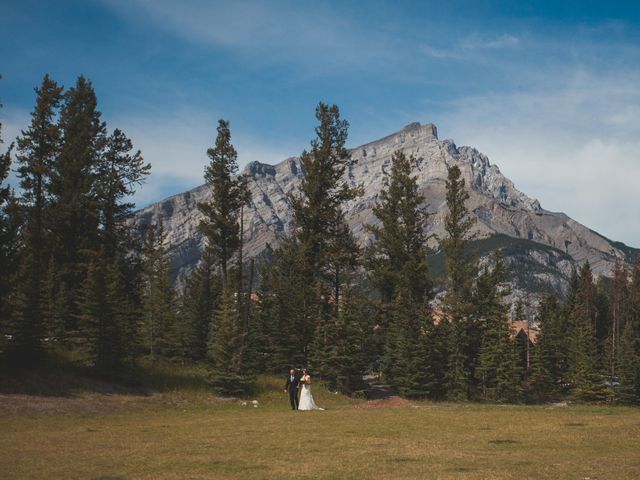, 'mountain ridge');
131,122,637,297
